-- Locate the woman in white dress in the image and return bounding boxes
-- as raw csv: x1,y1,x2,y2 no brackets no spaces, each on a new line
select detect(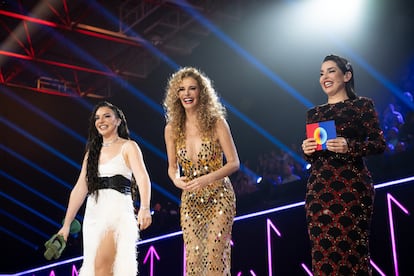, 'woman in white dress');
58,101,152,276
